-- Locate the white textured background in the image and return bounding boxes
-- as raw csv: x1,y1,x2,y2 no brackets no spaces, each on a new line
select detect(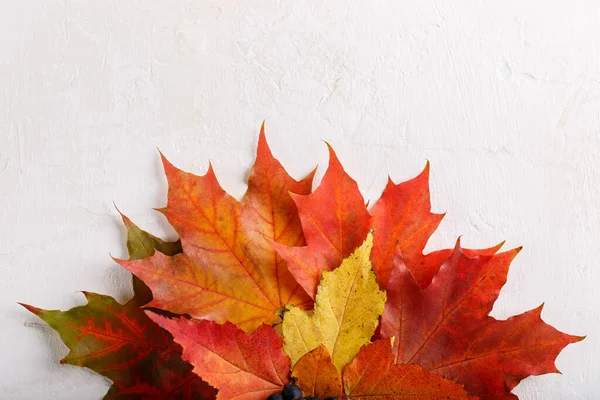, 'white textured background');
0,1,597,399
